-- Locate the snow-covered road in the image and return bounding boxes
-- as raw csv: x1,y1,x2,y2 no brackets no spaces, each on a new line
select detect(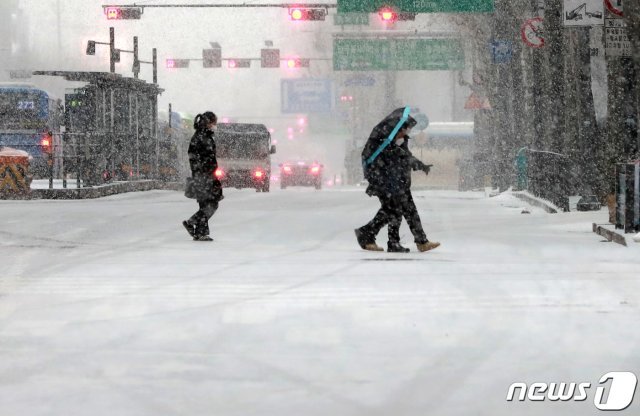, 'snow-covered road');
1,188,639,415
